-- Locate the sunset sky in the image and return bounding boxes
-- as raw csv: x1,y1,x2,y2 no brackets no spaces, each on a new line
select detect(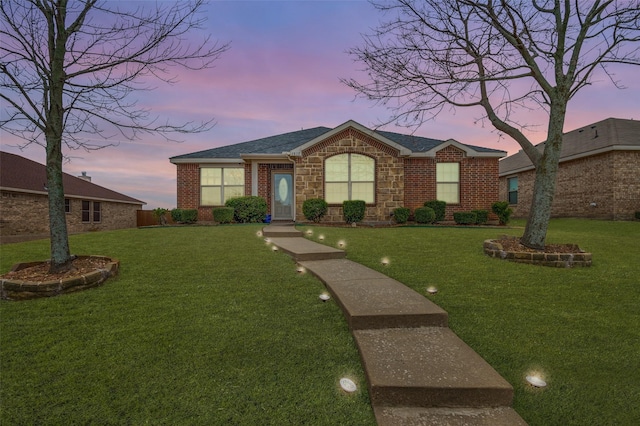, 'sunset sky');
2,0,638,209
